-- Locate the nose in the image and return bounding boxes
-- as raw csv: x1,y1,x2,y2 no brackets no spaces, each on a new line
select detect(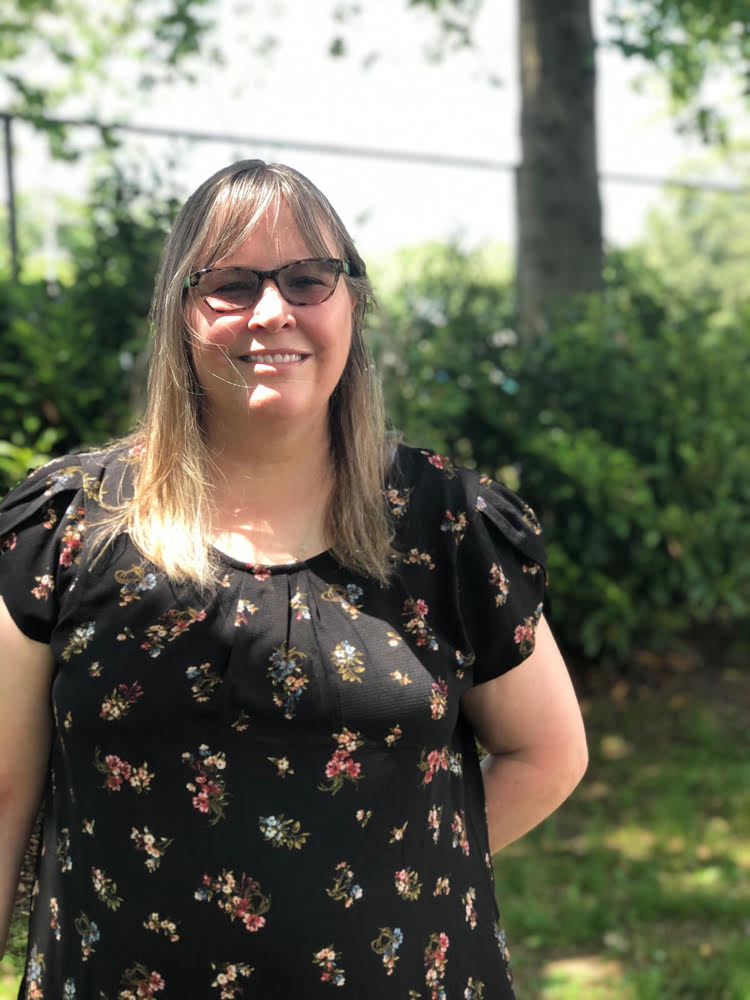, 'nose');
247,281,294,332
